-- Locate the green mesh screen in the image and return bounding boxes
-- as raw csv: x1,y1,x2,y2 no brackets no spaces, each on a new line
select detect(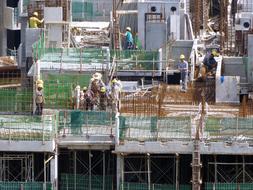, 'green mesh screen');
121,183,191,190
60,173,113,190
205,183,253,190
0,88,33,113
41,73,90,109
0,182,52,190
